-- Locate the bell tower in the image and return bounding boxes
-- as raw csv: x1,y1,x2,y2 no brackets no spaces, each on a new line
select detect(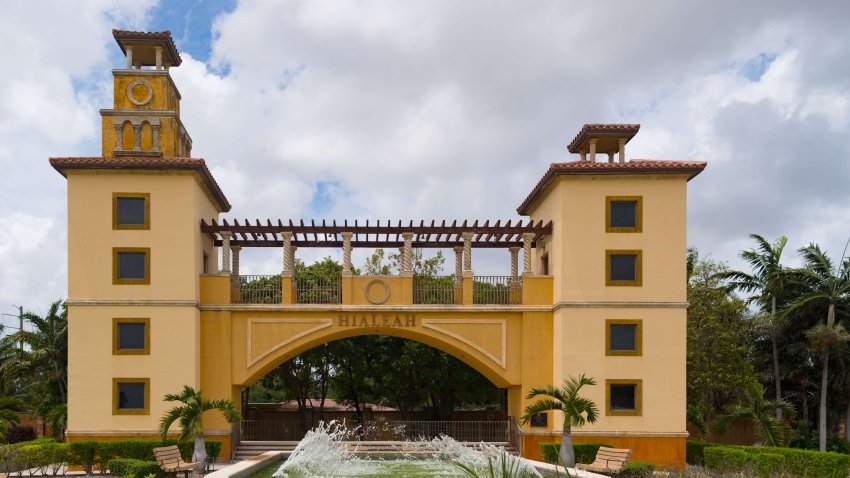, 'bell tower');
101,30,192,158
